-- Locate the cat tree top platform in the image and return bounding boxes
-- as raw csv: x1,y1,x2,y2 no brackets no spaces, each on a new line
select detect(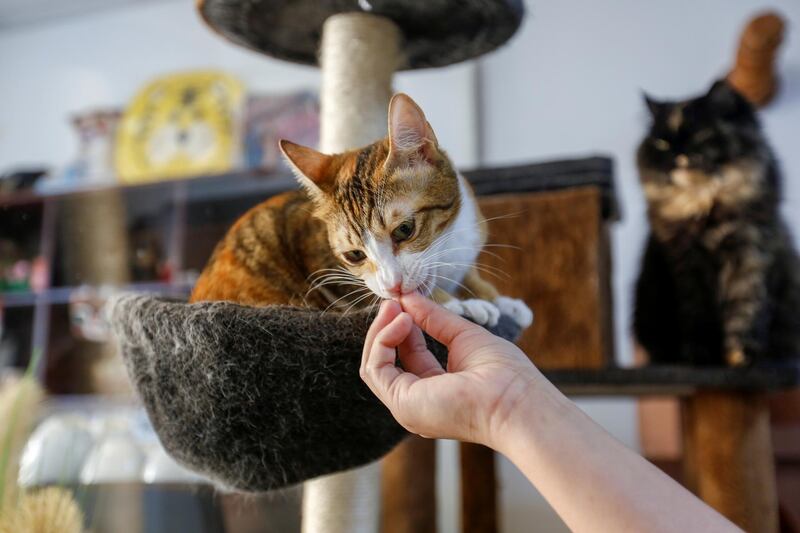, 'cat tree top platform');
197,0,524,69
